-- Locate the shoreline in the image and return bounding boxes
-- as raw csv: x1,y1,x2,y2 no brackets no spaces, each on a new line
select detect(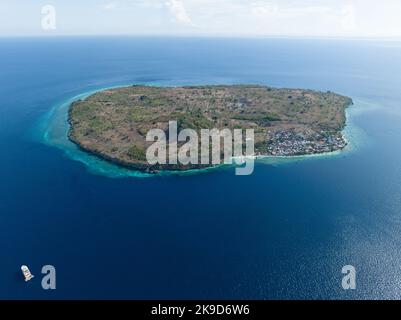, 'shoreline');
41,83,358,177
